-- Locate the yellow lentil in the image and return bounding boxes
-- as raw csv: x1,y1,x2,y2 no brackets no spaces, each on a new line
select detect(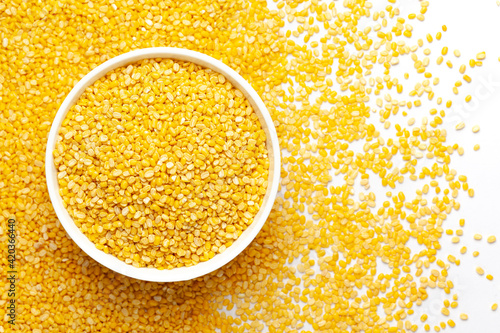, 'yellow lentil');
55,59,269,269
476,52,486,60
0,1,288,329
0,0,492,331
